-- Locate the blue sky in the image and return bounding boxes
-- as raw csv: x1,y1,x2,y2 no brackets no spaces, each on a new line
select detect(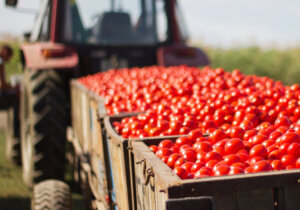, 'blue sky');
1,0,300,48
